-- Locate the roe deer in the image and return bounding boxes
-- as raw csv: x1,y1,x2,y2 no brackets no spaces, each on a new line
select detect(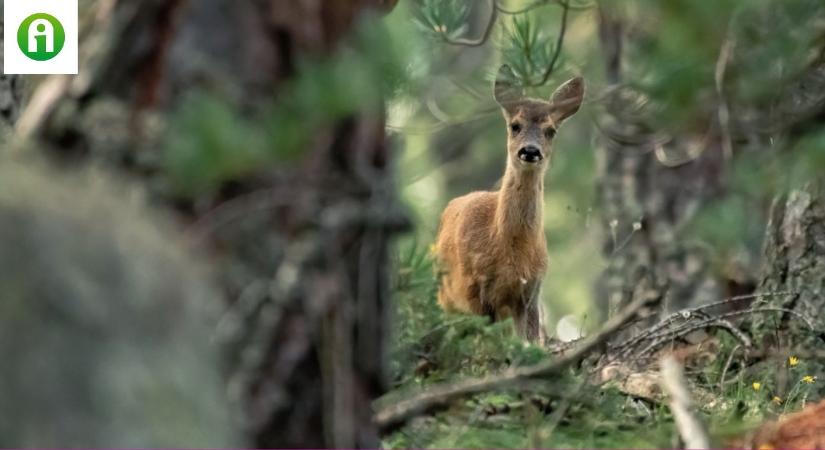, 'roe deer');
434,65,584,344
